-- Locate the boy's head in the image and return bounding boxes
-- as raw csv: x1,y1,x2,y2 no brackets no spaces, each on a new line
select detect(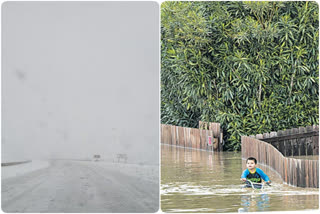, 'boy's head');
246,157,257,170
